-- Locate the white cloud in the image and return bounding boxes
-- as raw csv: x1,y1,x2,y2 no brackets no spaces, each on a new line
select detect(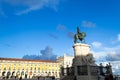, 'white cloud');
110,33,120,44
82,20,96,27
67,32,74,39
91,41,102,48
3,0,60,15
92,50,107,61
0,10,6,17
92,44,120,62
91,35,120,61
0,5,7,17
57,24,66,31
15,5,41,15
118,34,120,41
48,33,58,39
